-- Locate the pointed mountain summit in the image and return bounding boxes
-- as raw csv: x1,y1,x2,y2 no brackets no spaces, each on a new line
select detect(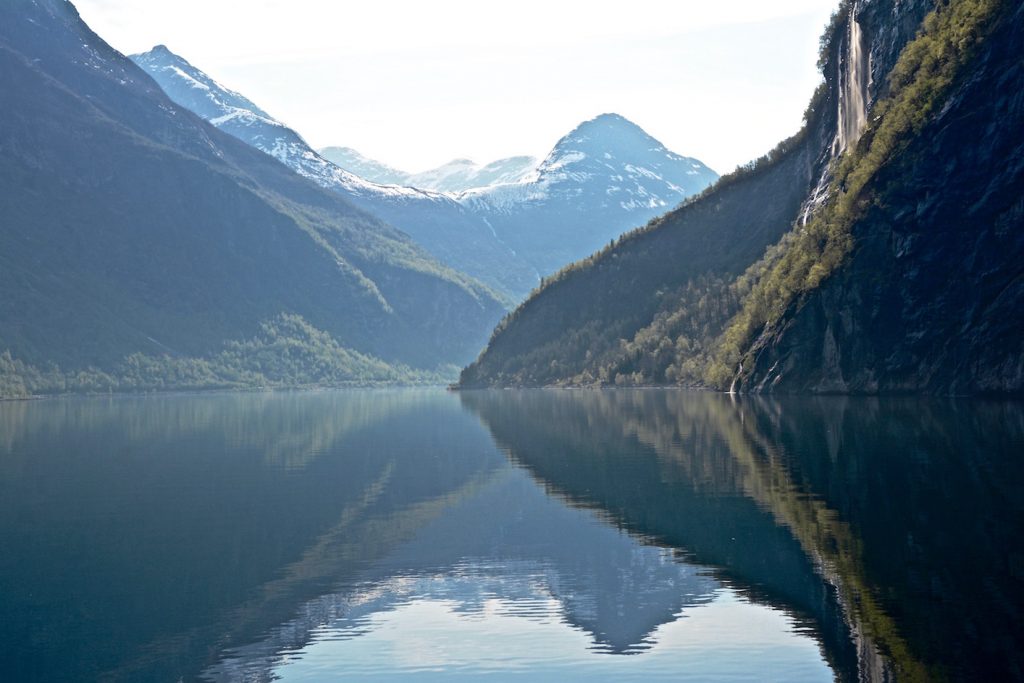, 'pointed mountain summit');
130,45,413,200
134,48,716,299
538,113,715,199
460,113,718,277
133,44,276,124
